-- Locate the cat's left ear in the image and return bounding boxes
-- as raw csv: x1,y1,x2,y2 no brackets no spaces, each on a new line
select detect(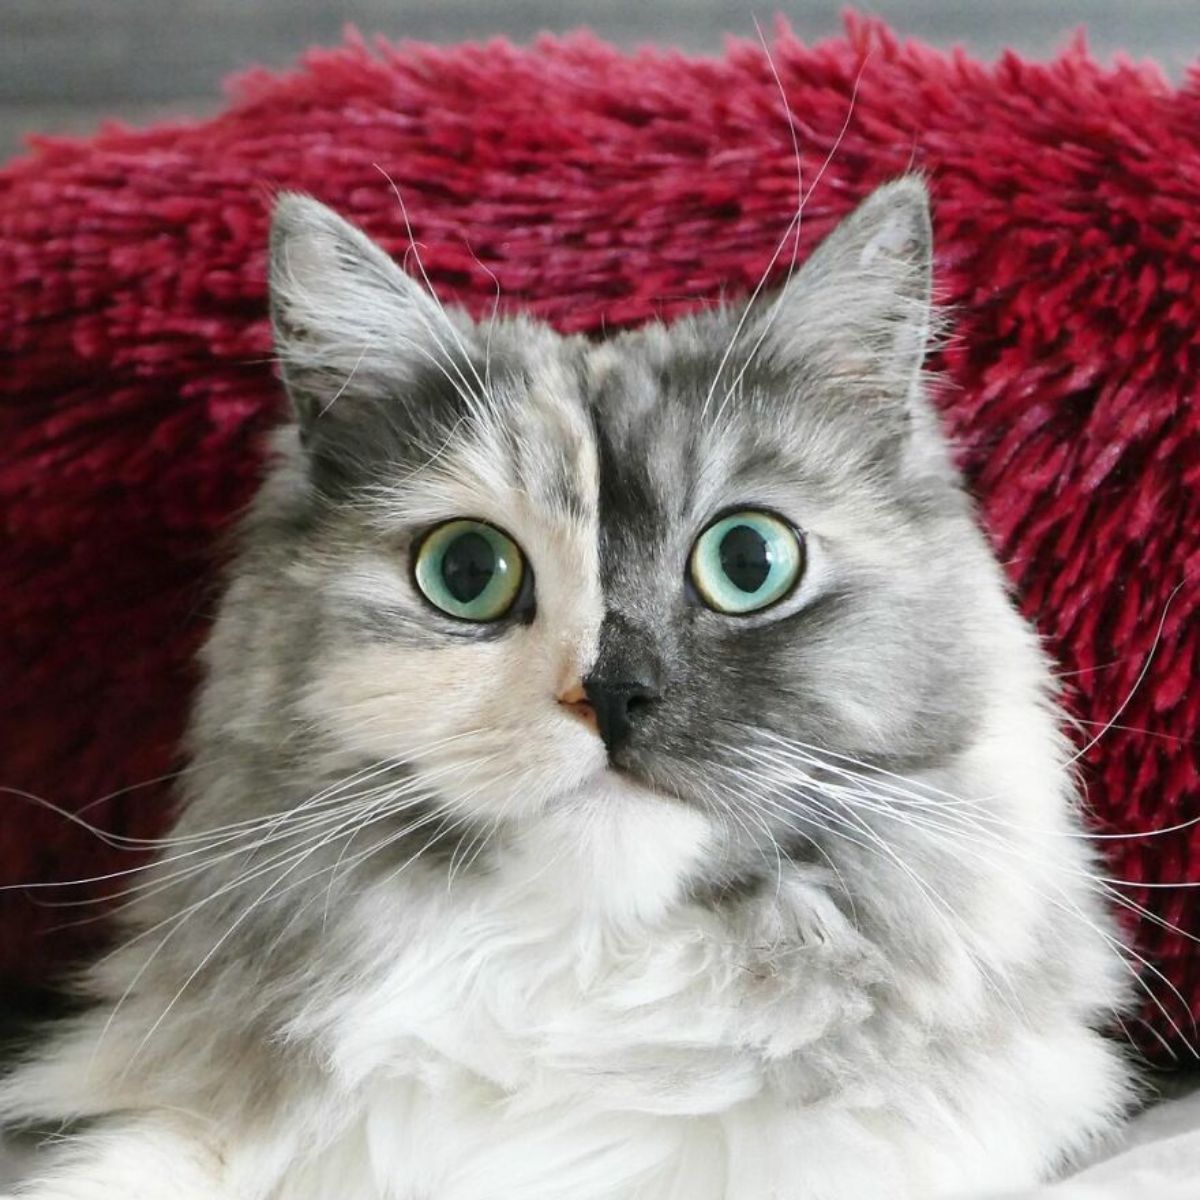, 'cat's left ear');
754,174,934,412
